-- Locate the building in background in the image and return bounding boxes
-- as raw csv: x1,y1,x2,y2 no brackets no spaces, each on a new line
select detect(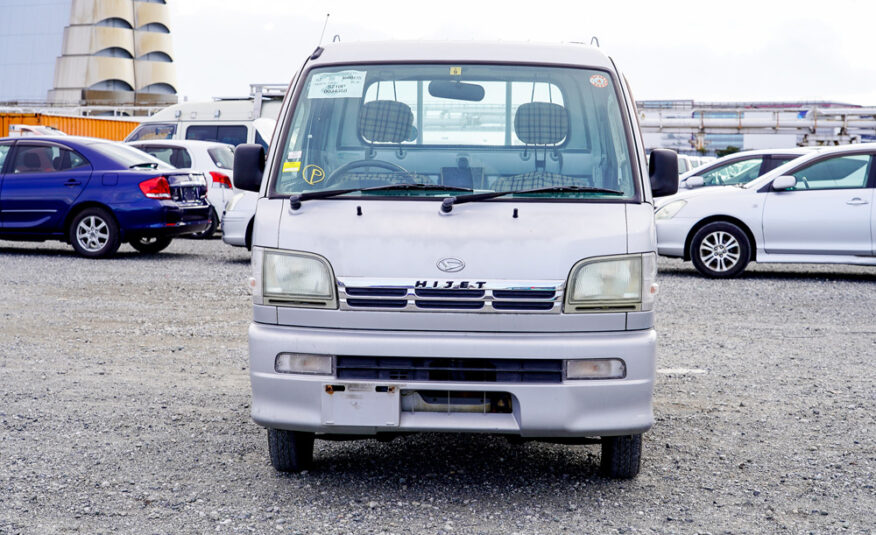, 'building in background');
0,0,177,108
